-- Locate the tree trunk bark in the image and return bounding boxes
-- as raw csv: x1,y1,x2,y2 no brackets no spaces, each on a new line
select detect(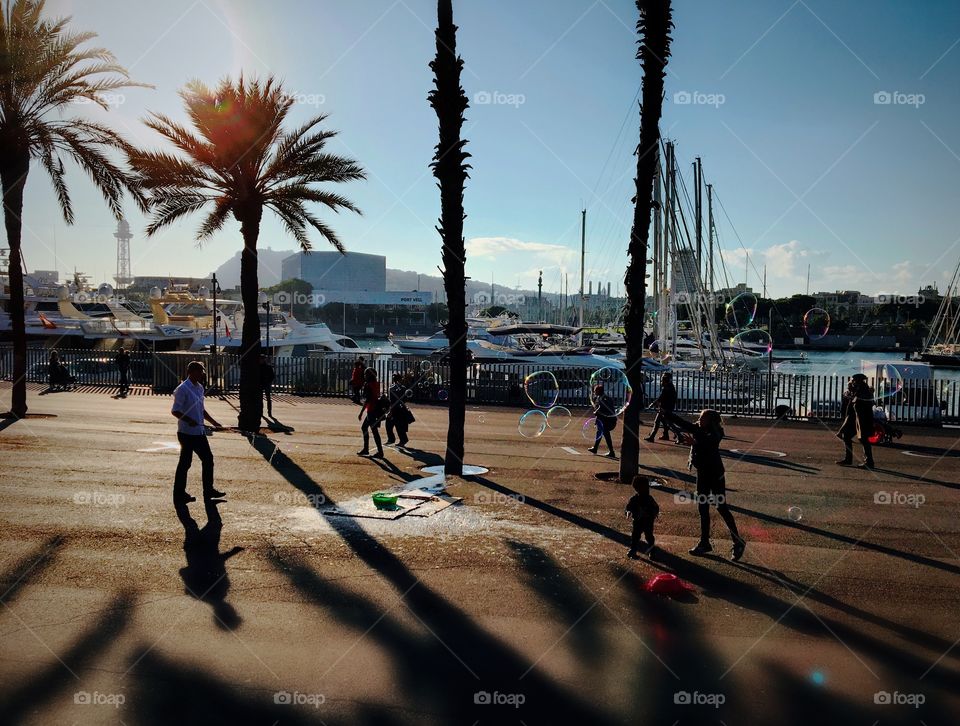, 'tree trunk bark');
430,0,470,476
237,209,263,432
1,153,31,418
620,0,673,482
